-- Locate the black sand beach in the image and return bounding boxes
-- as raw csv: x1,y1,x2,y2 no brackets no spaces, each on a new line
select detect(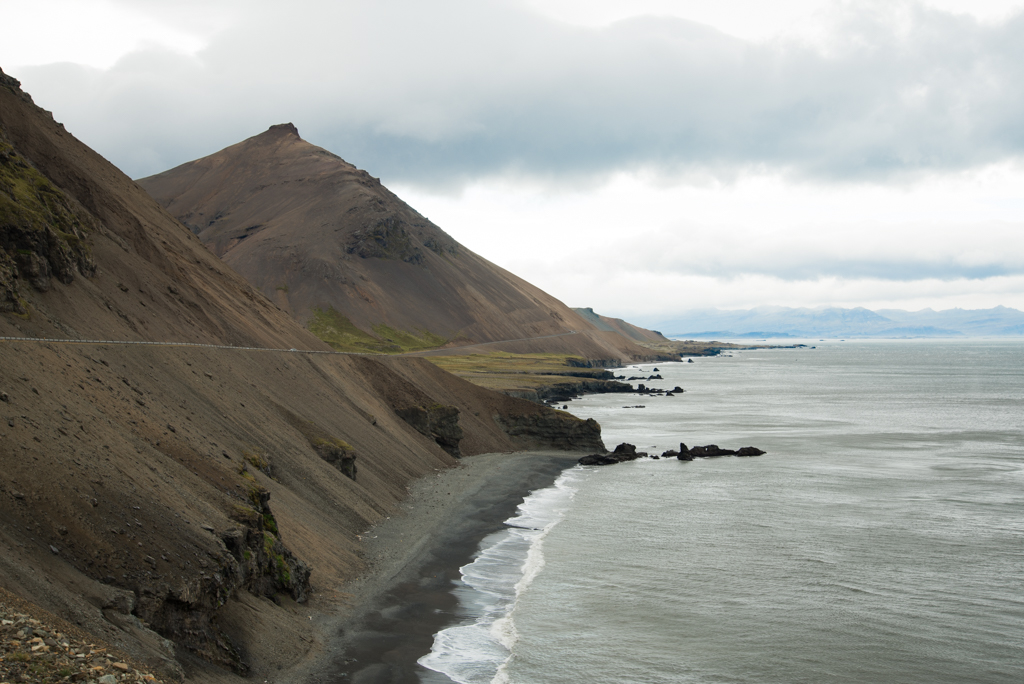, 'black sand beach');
295,451,581,684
